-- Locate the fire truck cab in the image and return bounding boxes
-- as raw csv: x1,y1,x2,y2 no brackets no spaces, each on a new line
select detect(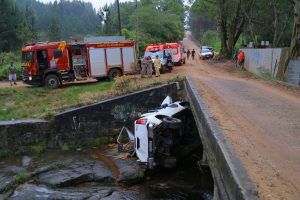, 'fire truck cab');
166,43,185,65
22,41,136,88
143,44,174,72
